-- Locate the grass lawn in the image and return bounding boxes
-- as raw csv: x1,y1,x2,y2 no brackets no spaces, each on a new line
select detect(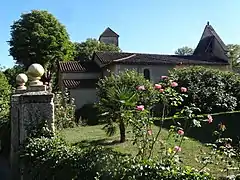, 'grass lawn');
61,124,233,178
